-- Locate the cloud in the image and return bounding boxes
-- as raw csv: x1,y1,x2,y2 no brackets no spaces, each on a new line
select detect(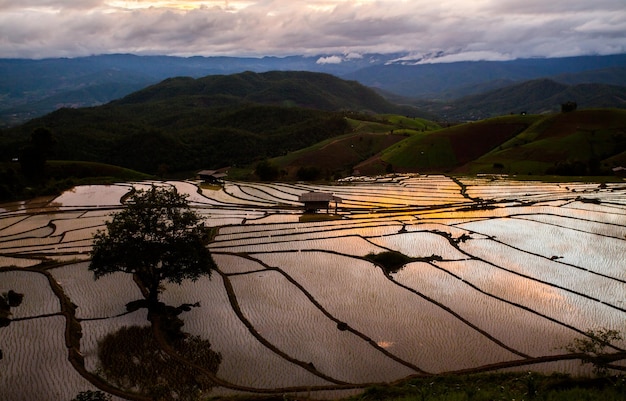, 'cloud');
0,0,624,60
317,55,343,64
